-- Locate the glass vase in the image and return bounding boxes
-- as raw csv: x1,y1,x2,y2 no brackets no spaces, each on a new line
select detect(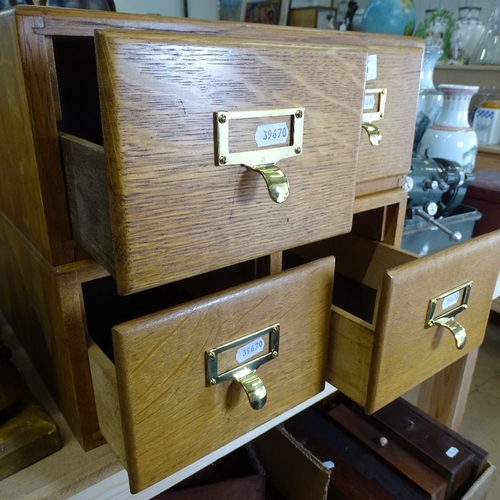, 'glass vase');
469,0,500,64
417,84,479,173
454,7,485,63
414,46,443,152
